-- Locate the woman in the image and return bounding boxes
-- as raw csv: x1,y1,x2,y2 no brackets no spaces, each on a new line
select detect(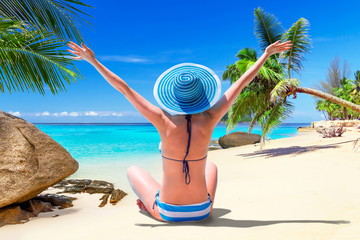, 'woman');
67,40,292,222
